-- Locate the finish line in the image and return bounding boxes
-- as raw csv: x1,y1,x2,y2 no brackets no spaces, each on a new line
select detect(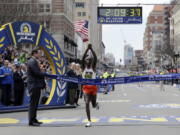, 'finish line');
48,73,180,85
1,116,180,125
